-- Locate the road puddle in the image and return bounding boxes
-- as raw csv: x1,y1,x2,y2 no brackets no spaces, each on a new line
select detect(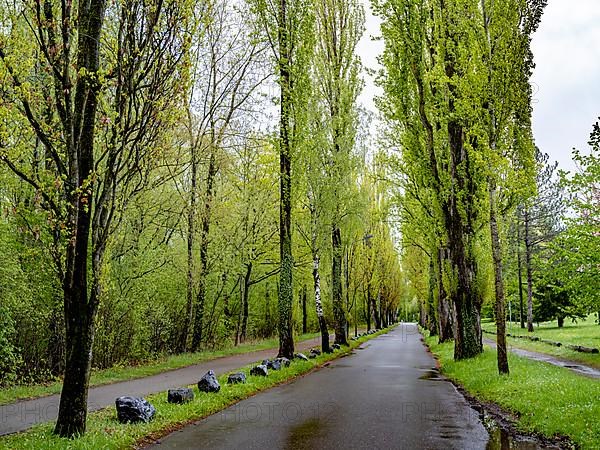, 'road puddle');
419,369,444,381
484,415,550,450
